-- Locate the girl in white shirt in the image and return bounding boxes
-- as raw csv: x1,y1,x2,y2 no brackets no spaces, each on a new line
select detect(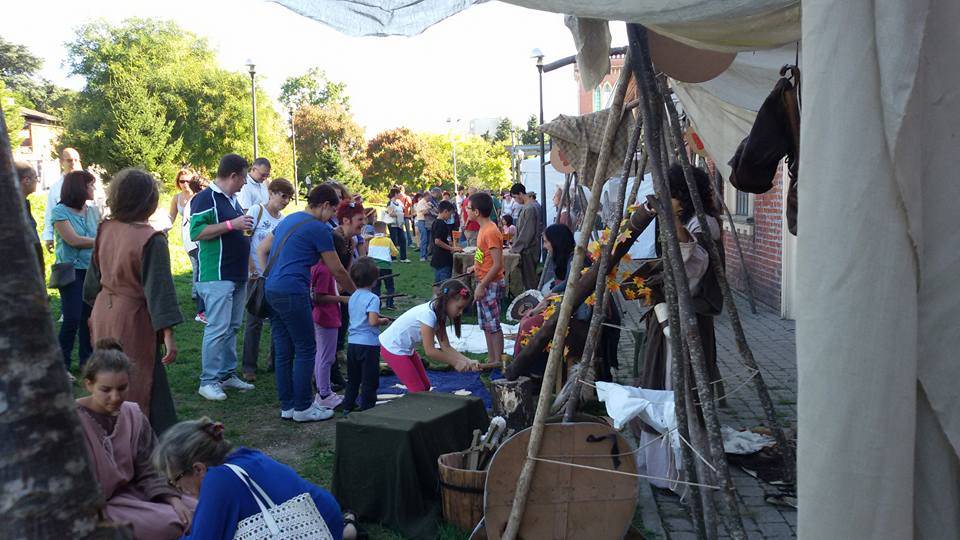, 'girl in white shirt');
378,279,479,392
